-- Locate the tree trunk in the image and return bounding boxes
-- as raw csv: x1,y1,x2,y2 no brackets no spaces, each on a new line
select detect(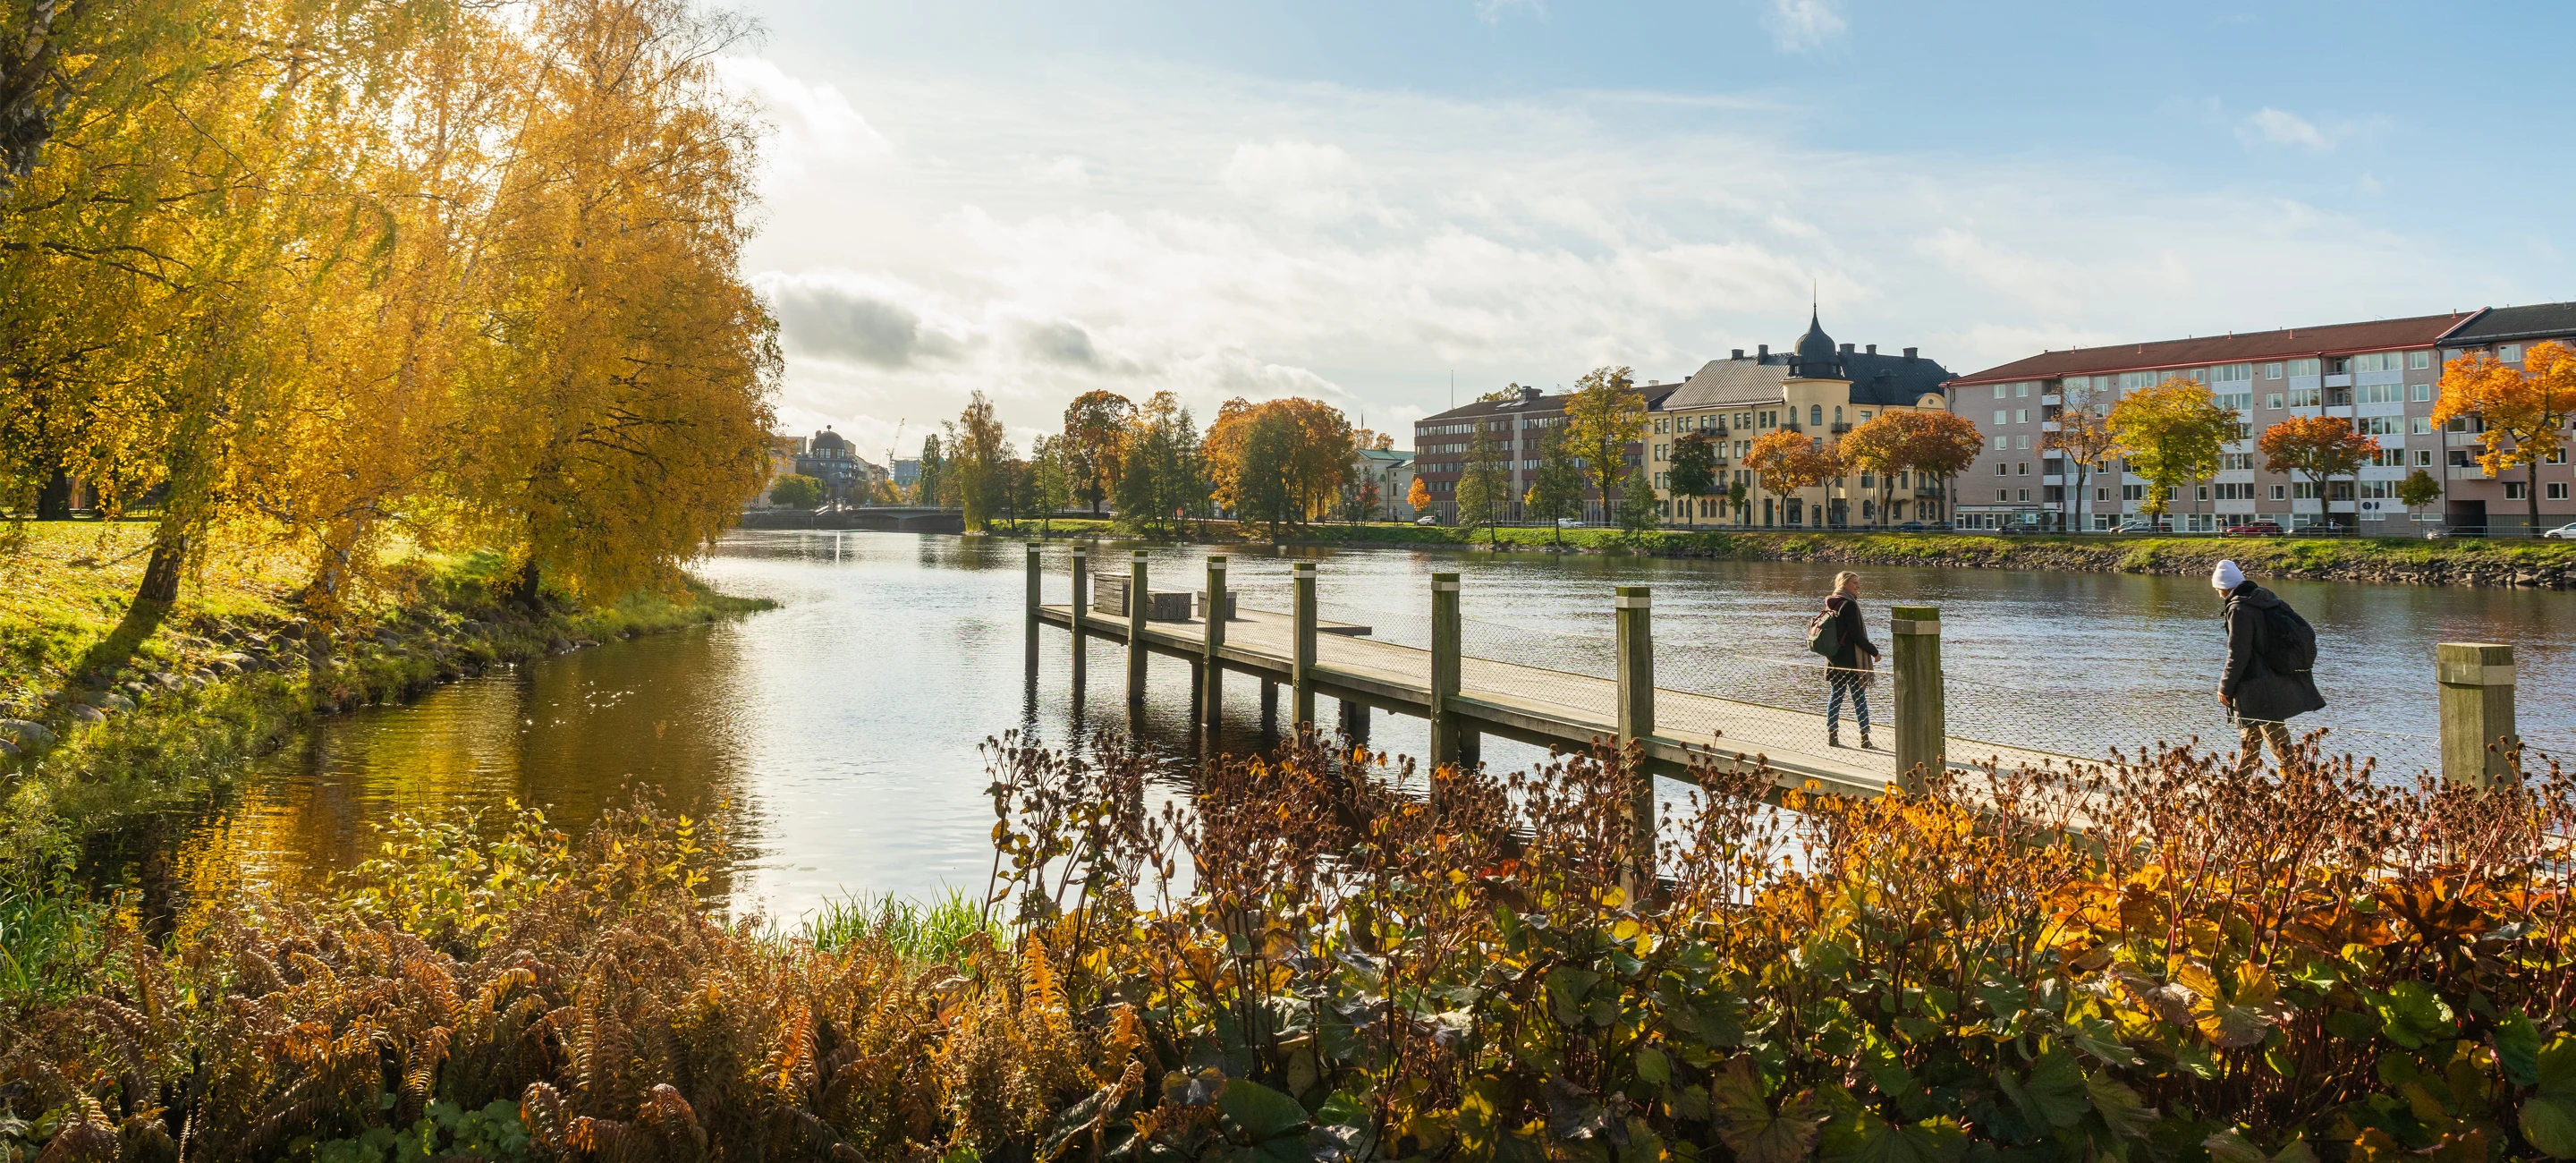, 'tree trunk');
36,465,72,520
135,531,188,604
2531,462,2544,538
510,556,543,609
